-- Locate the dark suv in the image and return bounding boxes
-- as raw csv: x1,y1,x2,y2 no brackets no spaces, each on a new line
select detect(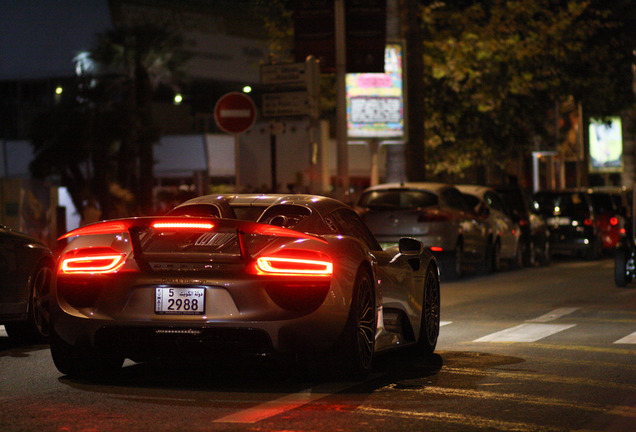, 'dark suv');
532,190,603,260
